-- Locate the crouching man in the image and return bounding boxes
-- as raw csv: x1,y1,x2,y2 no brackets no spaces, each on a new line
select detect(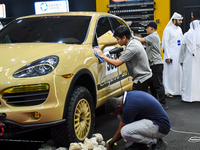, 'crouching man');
105,90,171,150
